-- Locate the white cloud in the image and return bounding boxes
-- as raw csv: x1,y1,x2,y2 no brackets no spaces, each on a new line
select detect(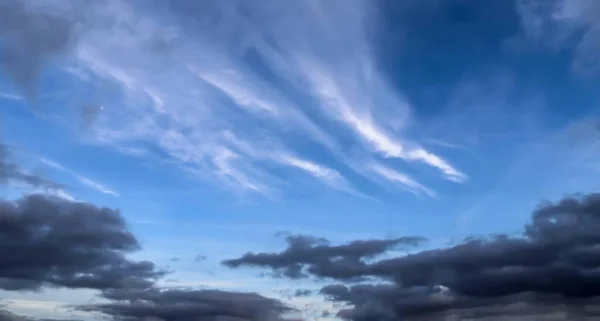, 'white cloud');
279,154,346,189
32,0,466,198
39,158,120,197
370,163,436,198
